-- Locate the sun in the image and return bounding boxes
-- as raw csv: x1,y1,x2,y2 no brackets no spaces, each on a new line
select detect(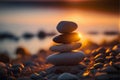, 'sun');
78,32,83,39
78,32,88,47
